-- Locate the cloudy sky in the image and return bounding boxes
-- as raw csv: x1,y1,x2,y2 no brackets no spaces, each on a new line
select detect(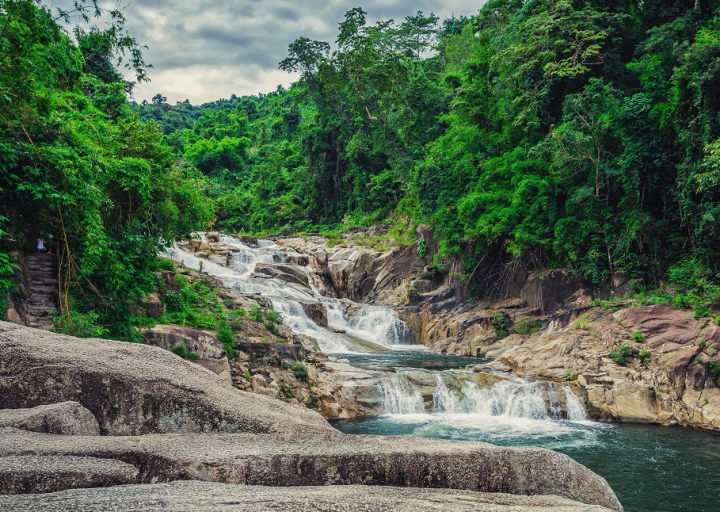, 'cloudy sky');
76,0,483,104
